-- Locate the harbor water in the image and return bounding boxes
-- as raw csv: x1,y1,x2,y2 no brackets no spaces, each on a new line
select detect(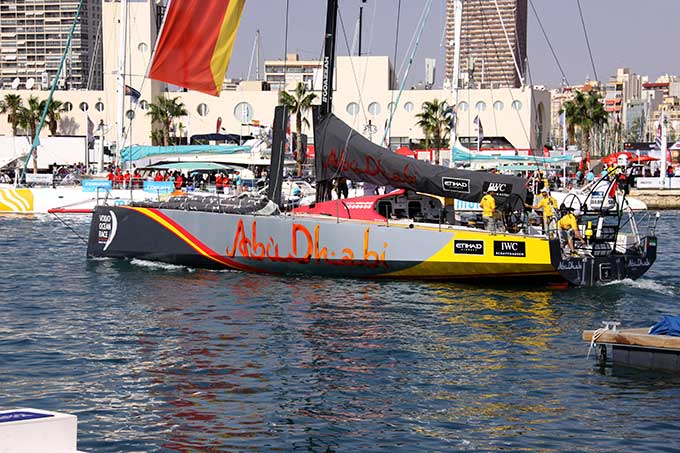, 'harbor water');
0,212,678,452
